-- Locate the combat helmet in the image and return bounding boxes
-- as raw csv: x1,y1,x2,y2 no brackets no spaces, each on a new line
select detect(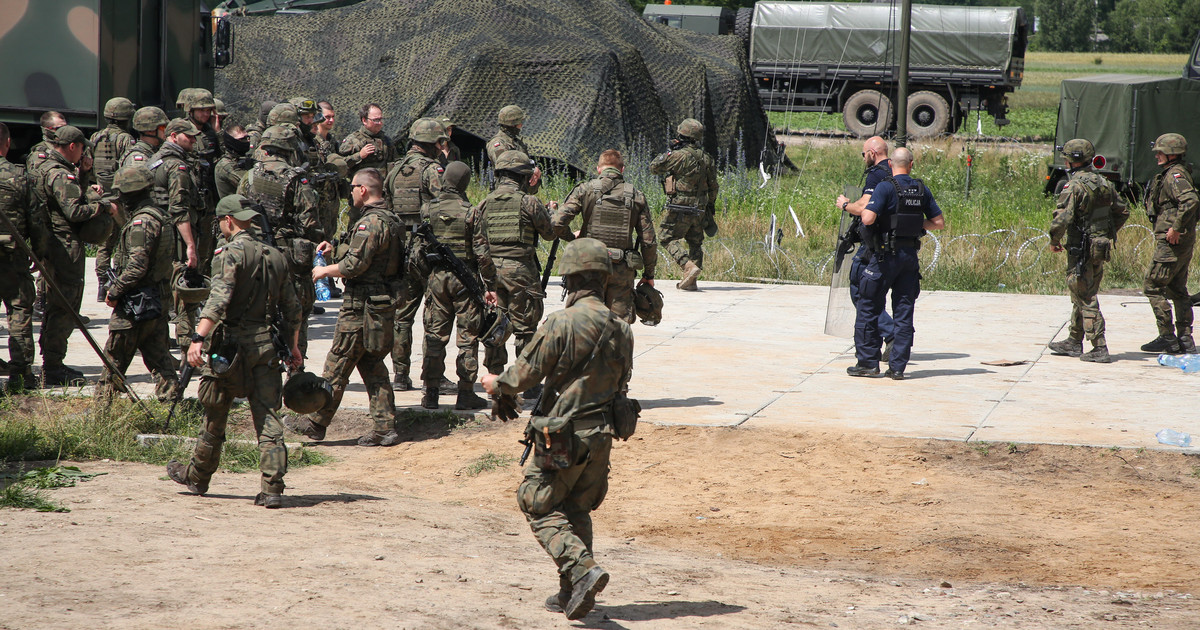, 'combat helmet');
186,89,216,112
176,88,199,111
174,272,211,305
1061,139,1095,163
103,97,136,121
132,107,169,134
677,118,704,141
268,103,300,127
633,282,664,326
112,166,154,195
494,150,535,175
410,117,448,144
259,125,298,152
1152,133,1187,156
283,370,334,414
213,98,228,117
288,97,323,124
557,237,612,276
497,105,526,127
442,161,471,194
479,306,512,349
